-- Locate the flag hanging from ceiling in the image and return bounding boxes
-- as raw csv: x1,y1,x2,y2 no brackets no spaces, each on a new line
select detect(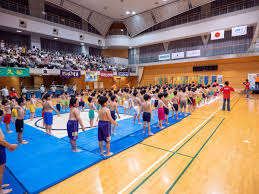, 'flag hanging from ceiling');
211,30,225,40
